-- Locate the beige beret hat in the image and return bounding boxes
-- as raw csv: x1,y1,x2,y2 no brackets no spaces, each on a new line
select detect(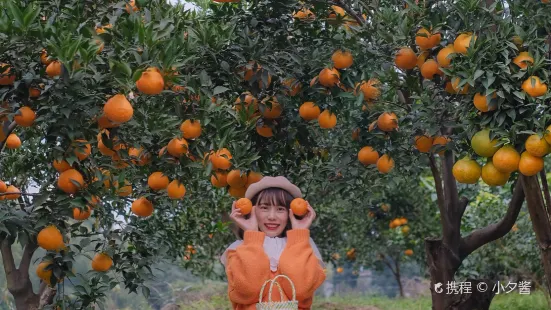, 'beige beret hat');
245,176,302,200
